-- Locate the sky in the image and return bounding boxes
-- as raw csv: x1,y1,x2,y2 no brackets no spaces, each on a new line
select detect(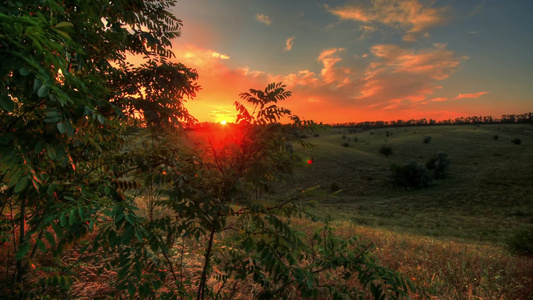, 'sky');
164,0,533,124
